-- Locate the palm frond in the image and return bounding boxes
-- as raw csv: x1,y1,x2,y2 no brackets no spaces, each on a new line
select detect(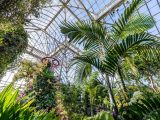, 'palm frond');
74,51,106,73
70,59,92,83
116,14,154,39
60,21,109,49
0,83,56,120
137,47,160,61
135,39,160,61
104,33,155,74
112,0,144,39
123,57,139,77
72,33,155,75
122,95,160,120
